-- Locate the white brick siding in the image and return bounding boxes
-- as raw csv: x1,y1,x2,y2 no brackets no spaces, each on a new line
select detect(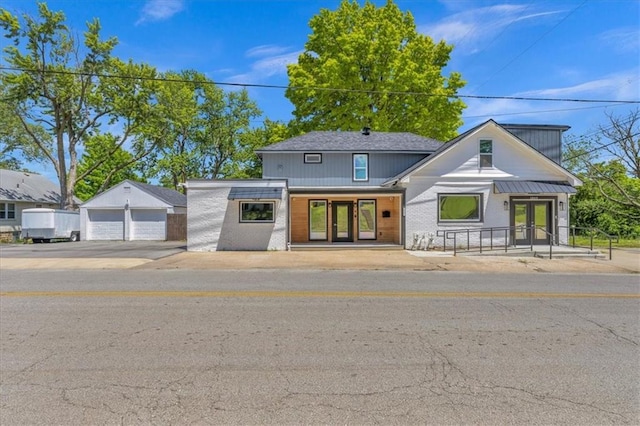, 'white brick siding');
187,181,288,251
